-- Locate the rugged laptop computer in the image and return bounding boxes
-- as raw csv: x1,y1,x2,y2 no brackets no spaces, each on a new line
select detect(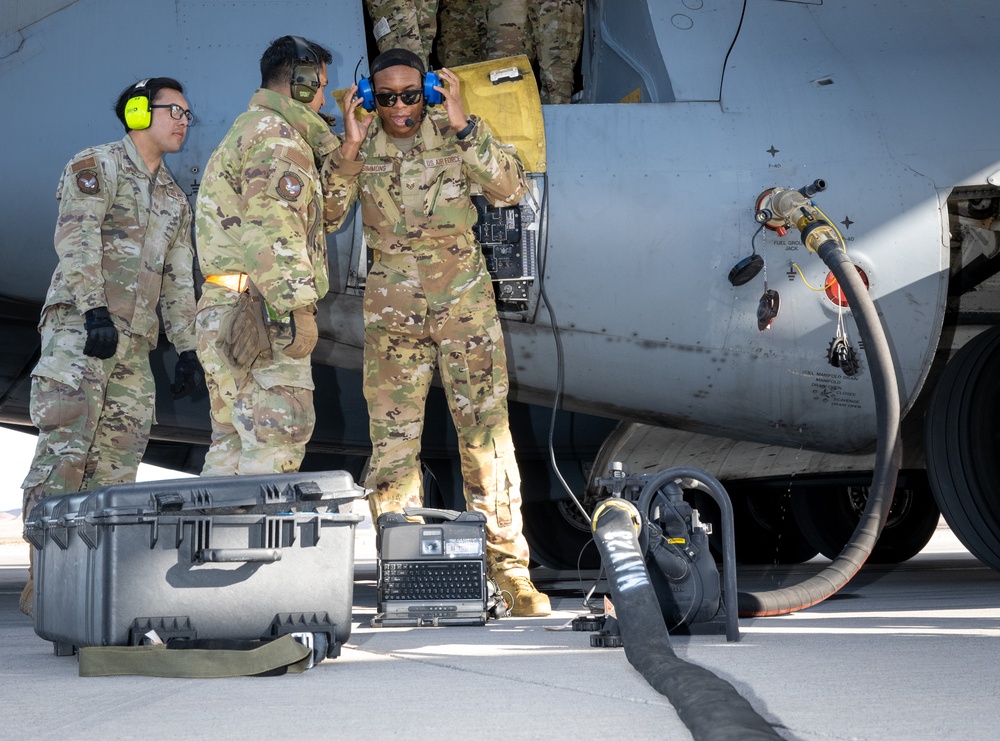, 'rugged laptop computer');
373,509,489,627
